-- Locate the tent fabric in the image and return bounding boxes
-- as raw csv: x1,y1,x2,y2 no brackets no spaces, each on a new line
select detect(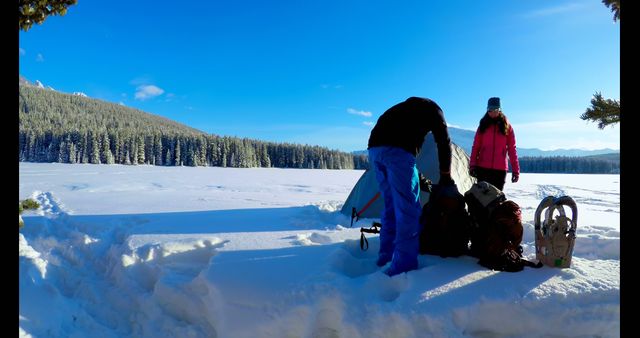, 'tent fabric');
341,134,474,221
